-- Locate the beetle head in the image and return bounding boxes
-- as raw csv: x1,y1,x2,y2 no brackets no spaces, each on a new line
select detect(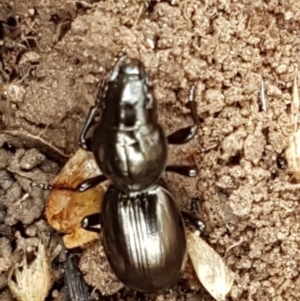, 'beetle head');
102,56,157,129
